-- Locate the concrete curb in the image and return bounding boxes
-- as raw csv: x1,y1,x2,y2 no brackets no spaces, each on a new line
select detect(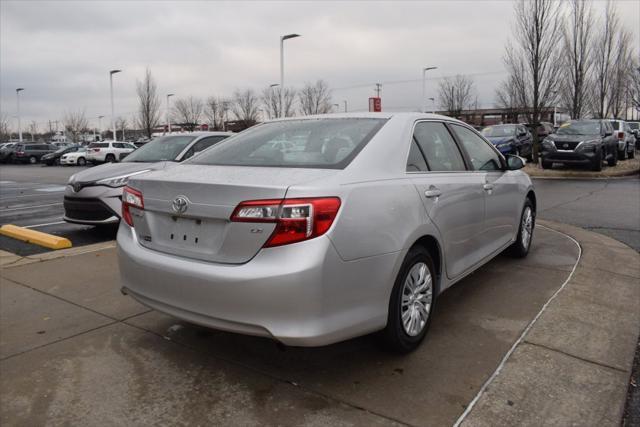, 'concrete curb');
0,241,116,269
524,160,640,179
458,219,640,427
